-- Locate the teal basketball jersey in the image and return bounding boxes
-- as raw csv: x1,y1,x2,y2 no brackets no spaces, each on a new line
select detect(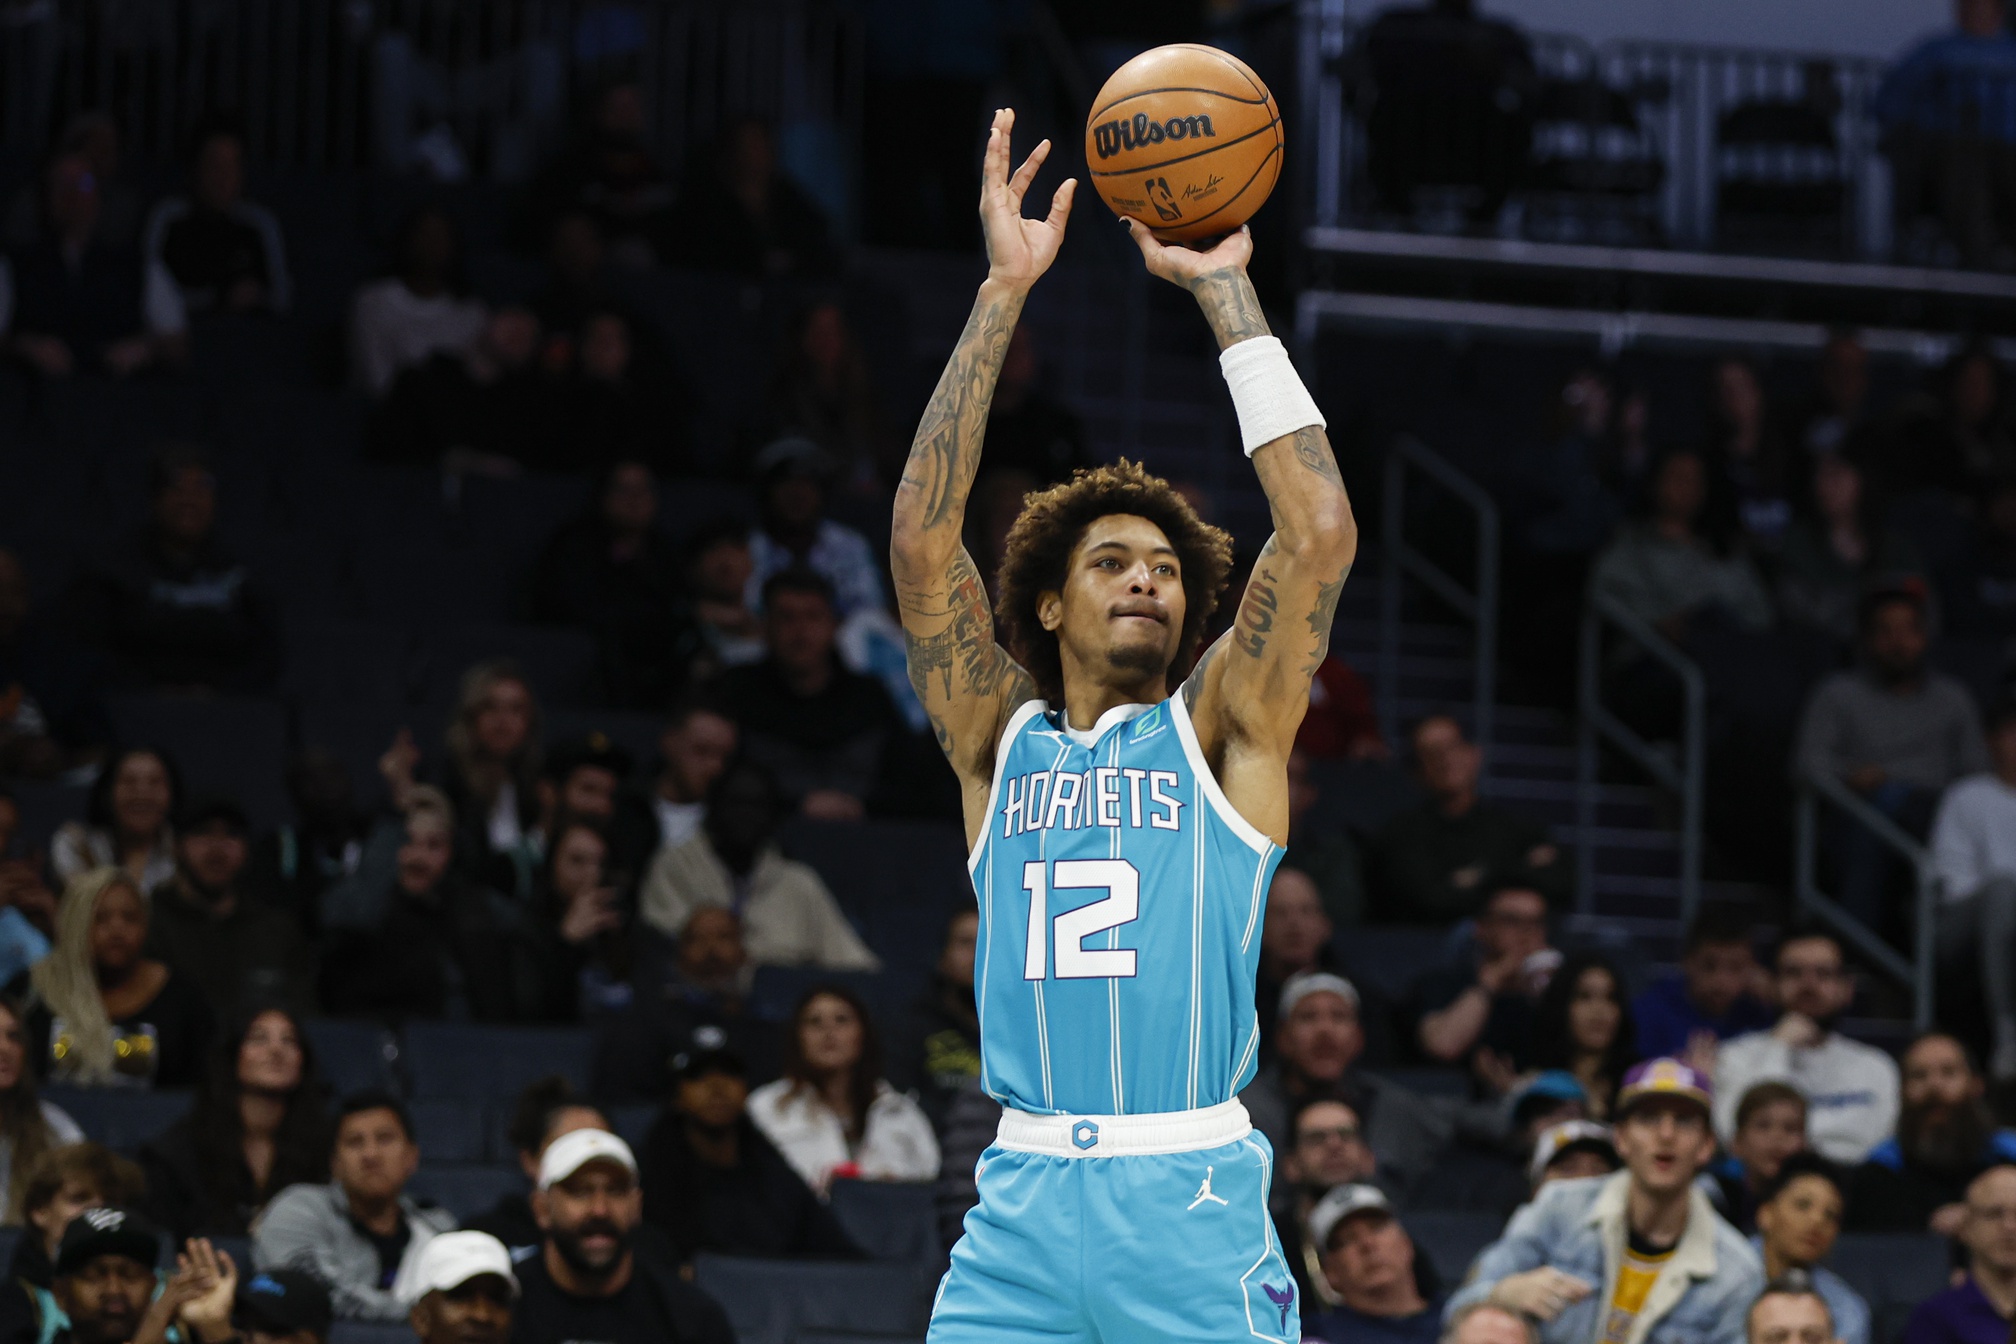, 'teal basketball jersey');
968,694,1284,1117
